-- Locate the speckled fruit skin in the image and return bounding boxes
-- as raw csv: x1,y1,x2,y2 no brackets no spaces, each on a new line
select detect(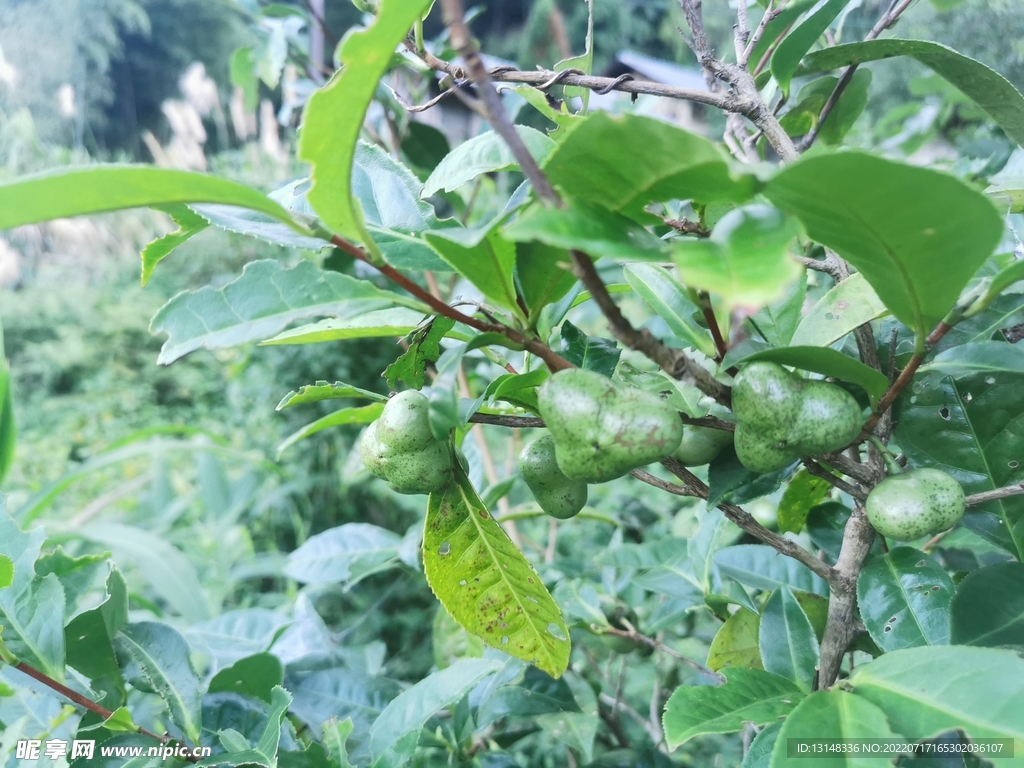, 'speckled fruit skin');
732,362,862,473
537,369,684,483
674,426,734,466
865,468,965,541
518,435,588,519
360,390,453,494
